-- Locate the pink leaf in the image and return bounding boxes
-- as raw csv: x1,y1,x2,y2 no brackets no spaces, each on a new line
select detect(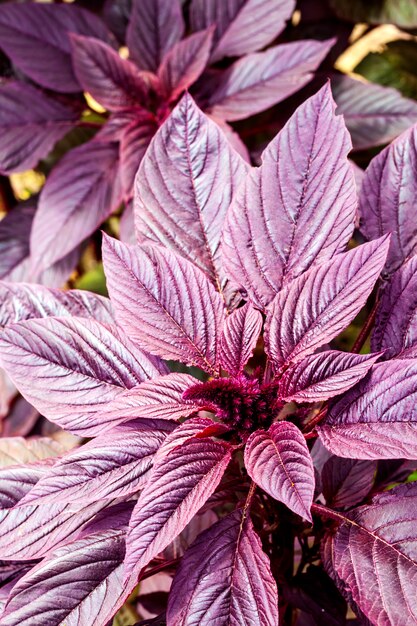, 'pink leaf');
219,303,263,375
280,350,382,403
0,499,106,561
190,0,295,62
0,317,165,434
155,416,229,463
102,236,225,374
124,438,232,580
31,137,123,272
245,422,315,520
265,238,390,367
0,3,114,93
16,419,175,508
85,373,198,436
222,83,356,309
323,482,417,626
0,204,80,288
359,123,417,275
119,111,158,197
0,281,113,328
0,462,51,510
126,0,184,72
134,94,249,292
321,457,376,510
158,28,213,101
167,509,279,625
70,34,149,111
332,74,417,150
372,256,417,359
318,359,417,460
0,81,78,174
203,39,334,122
0,527,129,626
